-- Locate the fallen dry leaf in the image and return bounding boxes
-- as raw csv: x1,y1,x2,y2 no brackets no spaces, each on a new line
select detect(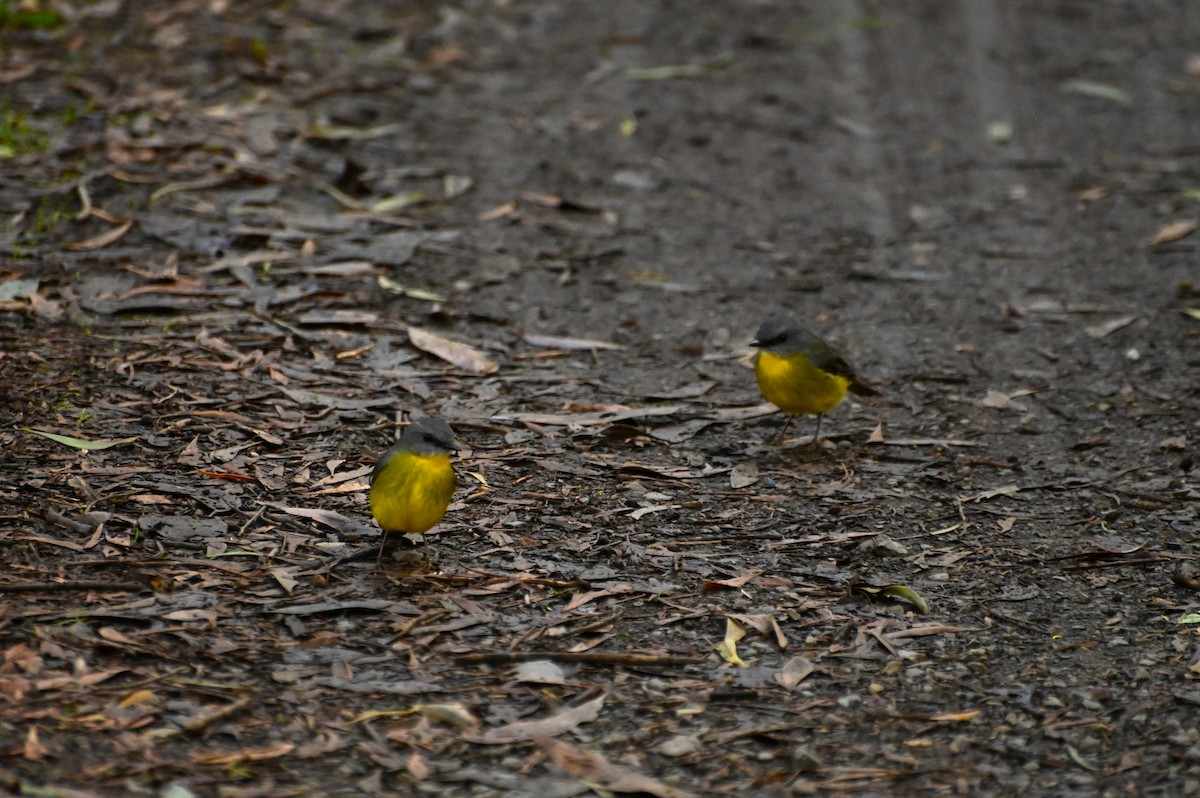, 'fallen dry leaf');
716,616,747,667
195,741,296,765
24,725,50,760
1085,316,1137,339
66,219,134,251
406,750,430,780
513,659,569,685
729,612,788,649
930,709,982,722
706,570,763,590
980,390,1028,411
471,693,605,744
523,333,626,351
775,656,815,690
495,404,689,427
407,325,499,374
538,736,699,798
729,461,759,488
1148,219,1198,247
